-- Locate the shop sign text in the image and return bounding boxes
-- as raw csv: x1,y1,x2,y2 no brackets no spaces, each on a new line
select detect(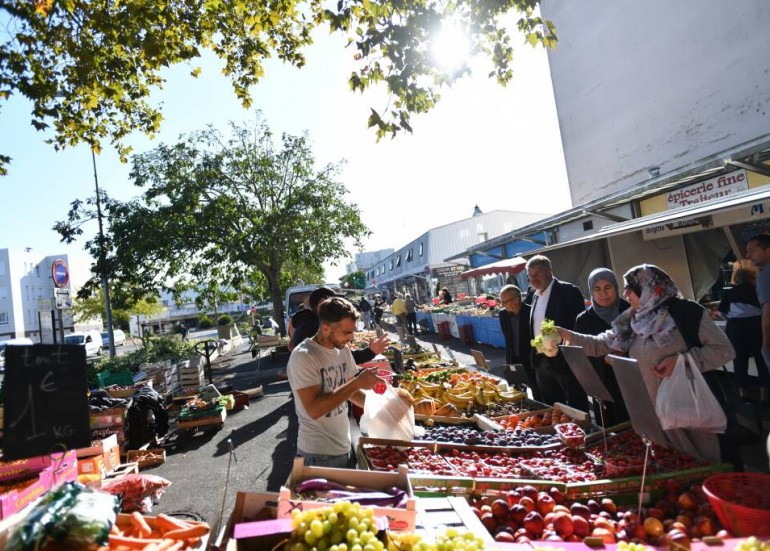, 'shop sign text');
665,170,748,210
